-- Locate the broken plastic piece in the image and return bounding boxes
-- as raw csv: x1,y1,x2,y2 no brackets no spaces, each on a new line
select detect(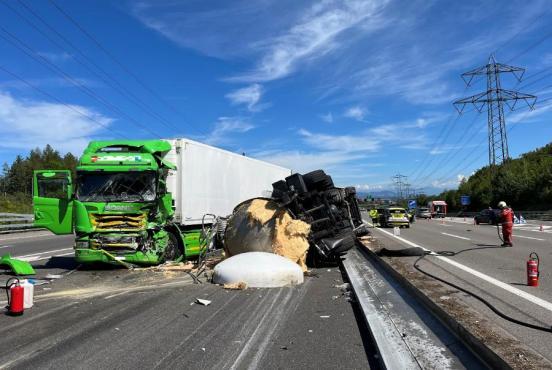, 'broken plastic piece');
0,254,35,275
196,298,211,306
